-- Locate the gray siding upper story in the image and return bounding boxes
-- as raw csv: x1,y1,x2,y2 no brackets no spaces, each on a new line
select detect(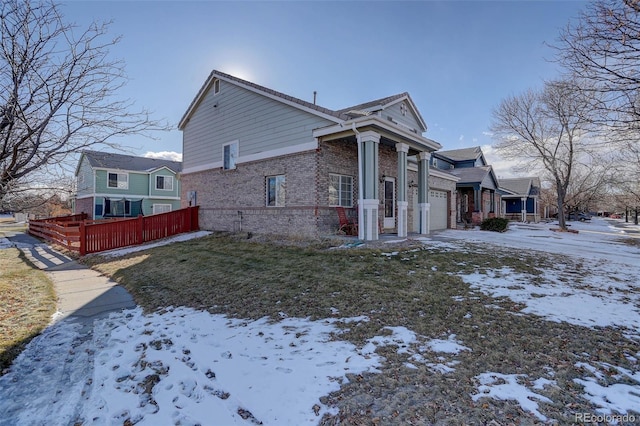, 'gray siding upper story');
182,81,335,173
76,156,95,197
381,101,425,134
